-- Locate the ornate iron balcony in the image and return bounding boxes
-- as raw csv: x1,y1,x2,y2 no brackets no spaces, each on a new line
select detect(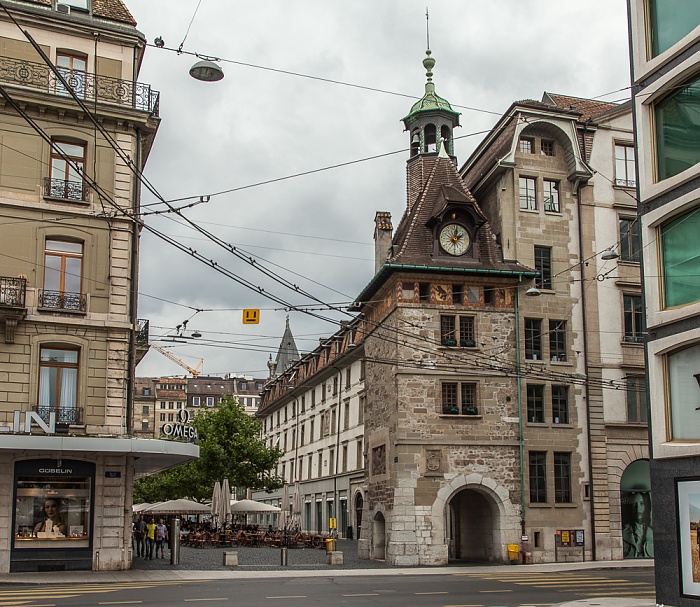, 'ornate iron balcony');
136,318,150,346
43,177,90,201
33,405,84,425
0,276,26,307
0,57,160,116
38,289,86,312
